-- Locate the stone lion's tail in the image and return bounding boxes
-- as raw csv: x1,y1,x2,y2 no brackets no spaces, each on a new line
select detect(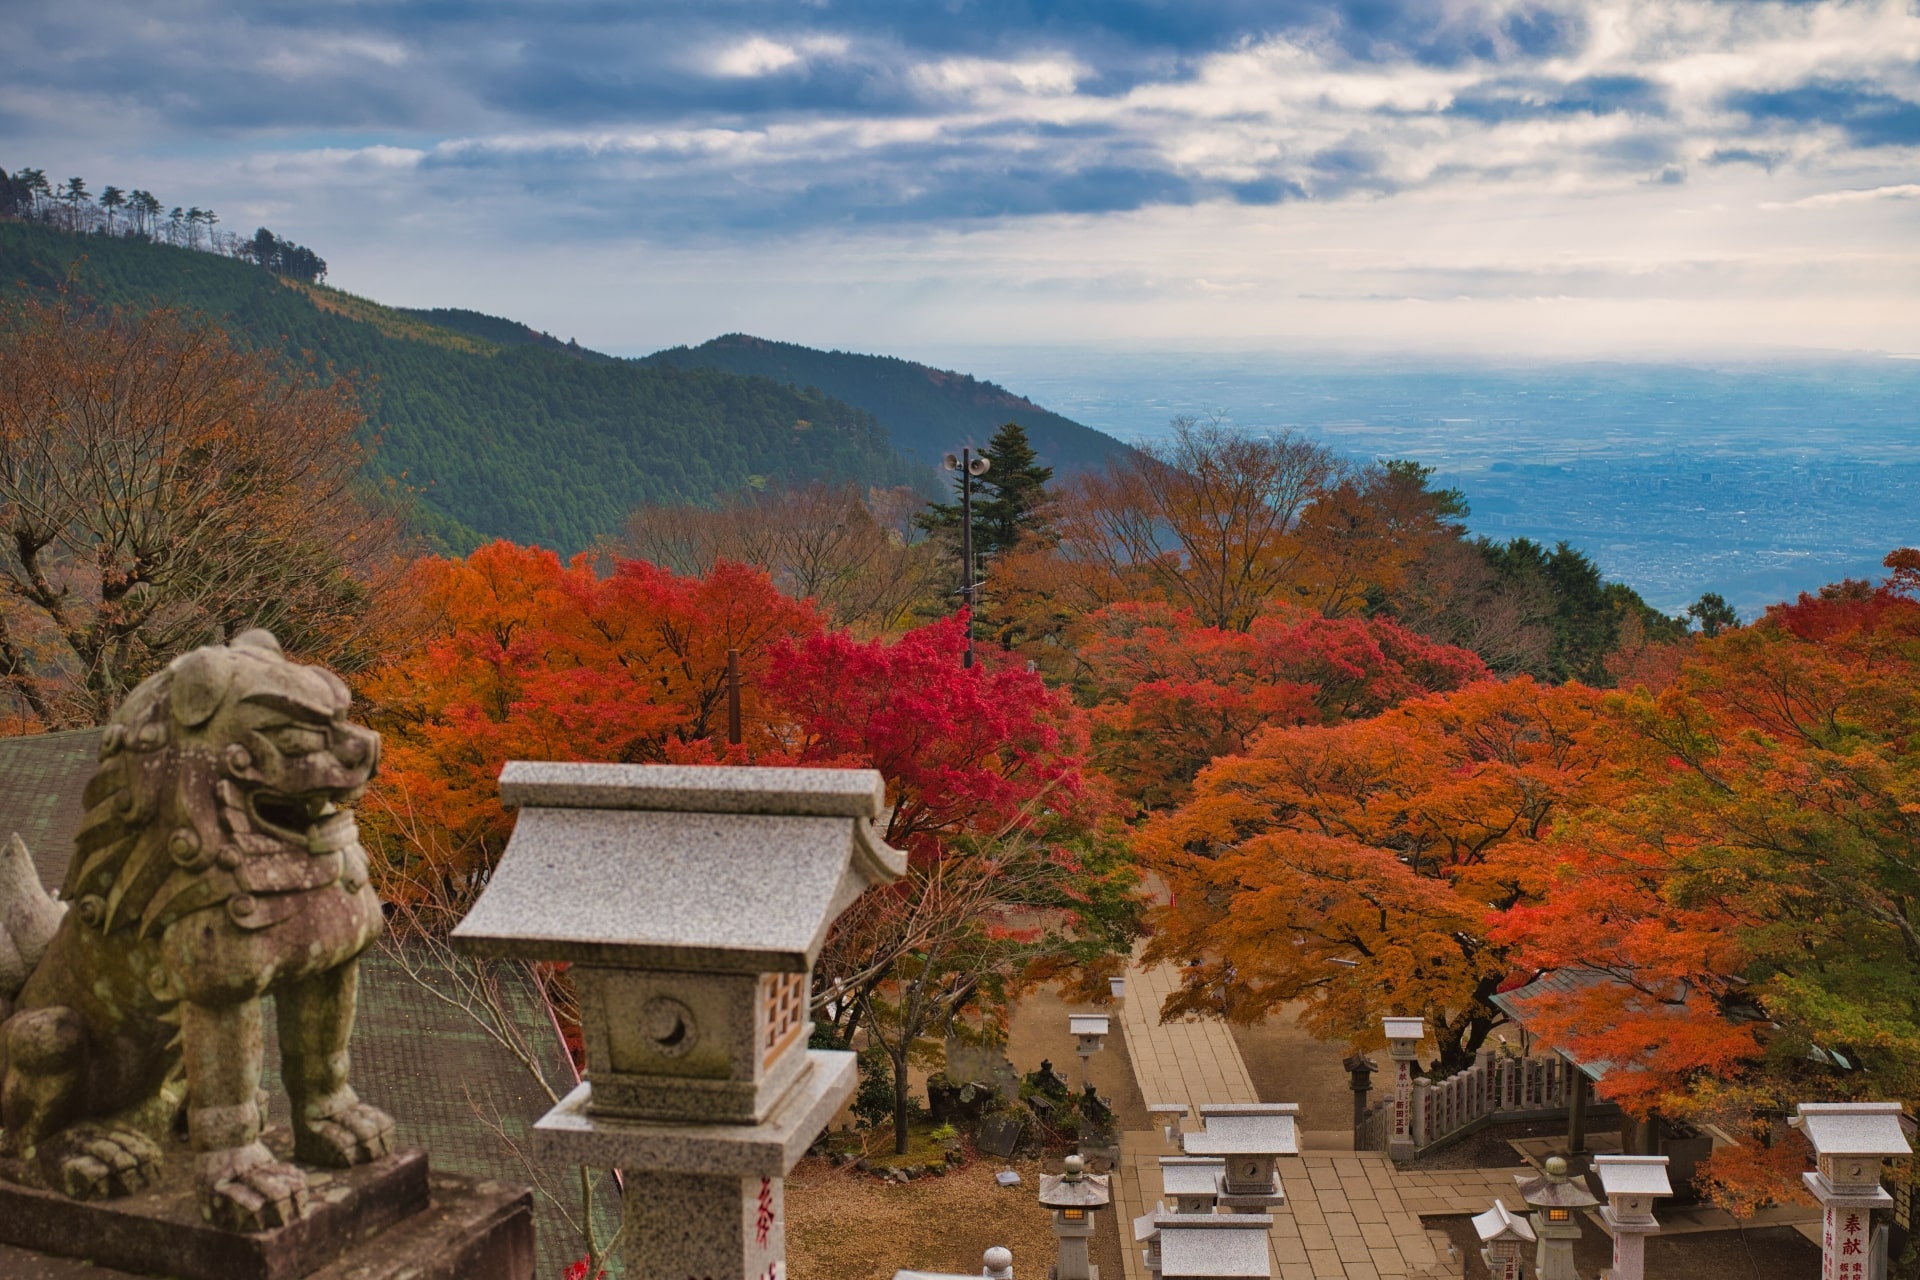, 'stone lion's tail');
0,832,64,1008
